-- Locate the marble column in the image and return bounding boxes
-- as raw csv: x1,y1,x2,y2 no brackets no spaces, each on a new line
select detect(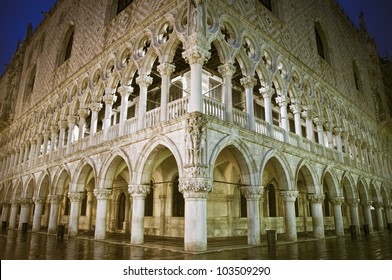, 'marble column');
102,90,117,141
347,199,361,234
179,174,212,252
93,189,112,240
324,122,334,149
28,138,37,167
307,194,325,238
128,184,150,245
218,63,236,123
78,108,90,143
35,134,43,159
68,192,85,237
18,199,33,230
260,86,275,136
42,130,51,155
314,117,325,146
241,186,263,245
49,126,59,159
89,102,103,145
240,76,257,131
8,201,19,229
47,195,63,234
281,191,298,241
158,63,176,122
159,194,166,236
302,109,315,142
276,95,290,133
182,47,210,113
361,200,374,233
58,120,68,148
373,202,384,230
335,127,343,160
136,74,153,130
117,85,133,136
330,196,345,236
32,198,45,231
289,103,303,137
66,115,78,154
